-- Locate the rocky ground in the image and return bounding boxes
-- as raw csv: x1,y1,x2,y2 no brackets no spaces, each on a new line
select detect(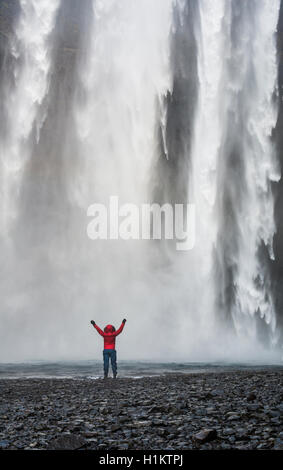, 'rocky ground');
0,370,282,450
